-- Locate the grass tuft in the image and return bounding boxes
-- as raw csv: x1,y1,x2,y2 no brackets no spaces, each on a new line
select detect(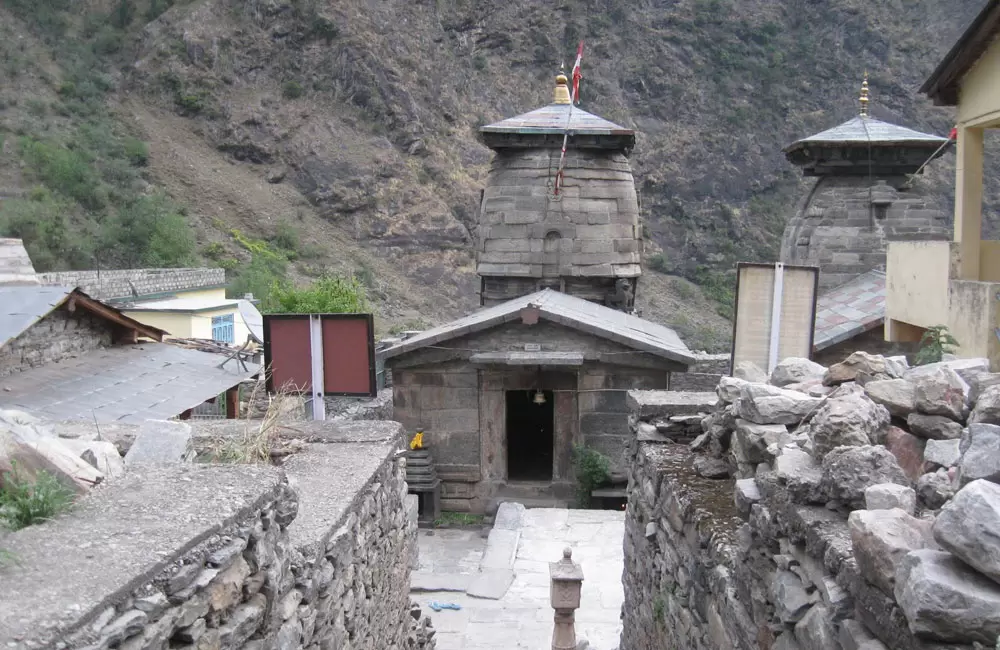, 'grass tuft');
0,465,75,530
